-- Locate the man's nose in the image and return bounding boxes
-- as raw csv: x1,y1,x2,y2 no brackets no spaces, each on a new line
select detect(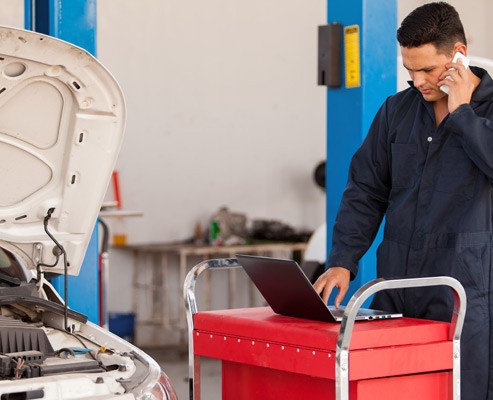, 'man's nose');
412,72,426,88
